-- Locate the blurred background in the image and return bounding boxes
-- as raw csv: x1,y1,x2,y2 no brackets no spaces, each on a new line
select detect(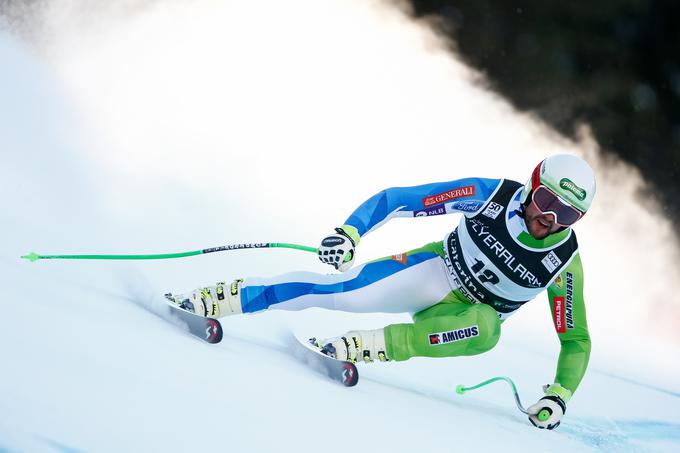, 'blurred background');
407,0,680,225
7,0,677,224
